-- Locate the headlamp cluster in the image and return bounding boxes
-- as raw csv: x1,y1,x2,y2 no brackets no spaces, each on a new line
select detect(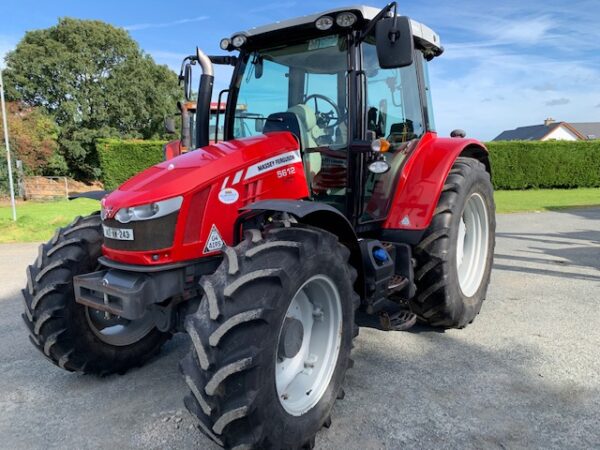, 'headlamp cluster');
220,34,247,51
315,11,358,31
103,196,183,224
